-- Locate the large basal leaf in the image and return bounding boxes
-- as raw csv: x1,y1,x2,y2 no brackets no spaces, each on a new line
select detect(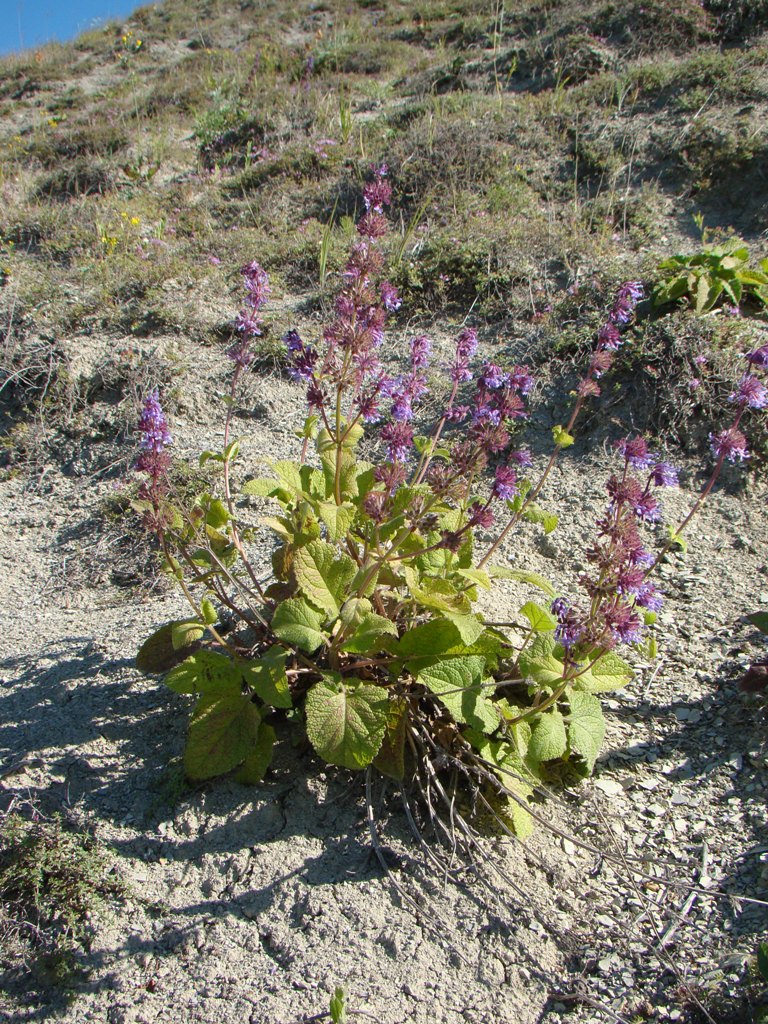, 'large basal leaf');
165,650,244,697
171,620,205,651
305,677,389,770
241,646,292,708
235,722,276,784
294,540,356,618
417,657,499,733
184,693,261,780
572,650,633,692
567,691,605,771
528,708,567,764
271,598,327,653
136,621,202,673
